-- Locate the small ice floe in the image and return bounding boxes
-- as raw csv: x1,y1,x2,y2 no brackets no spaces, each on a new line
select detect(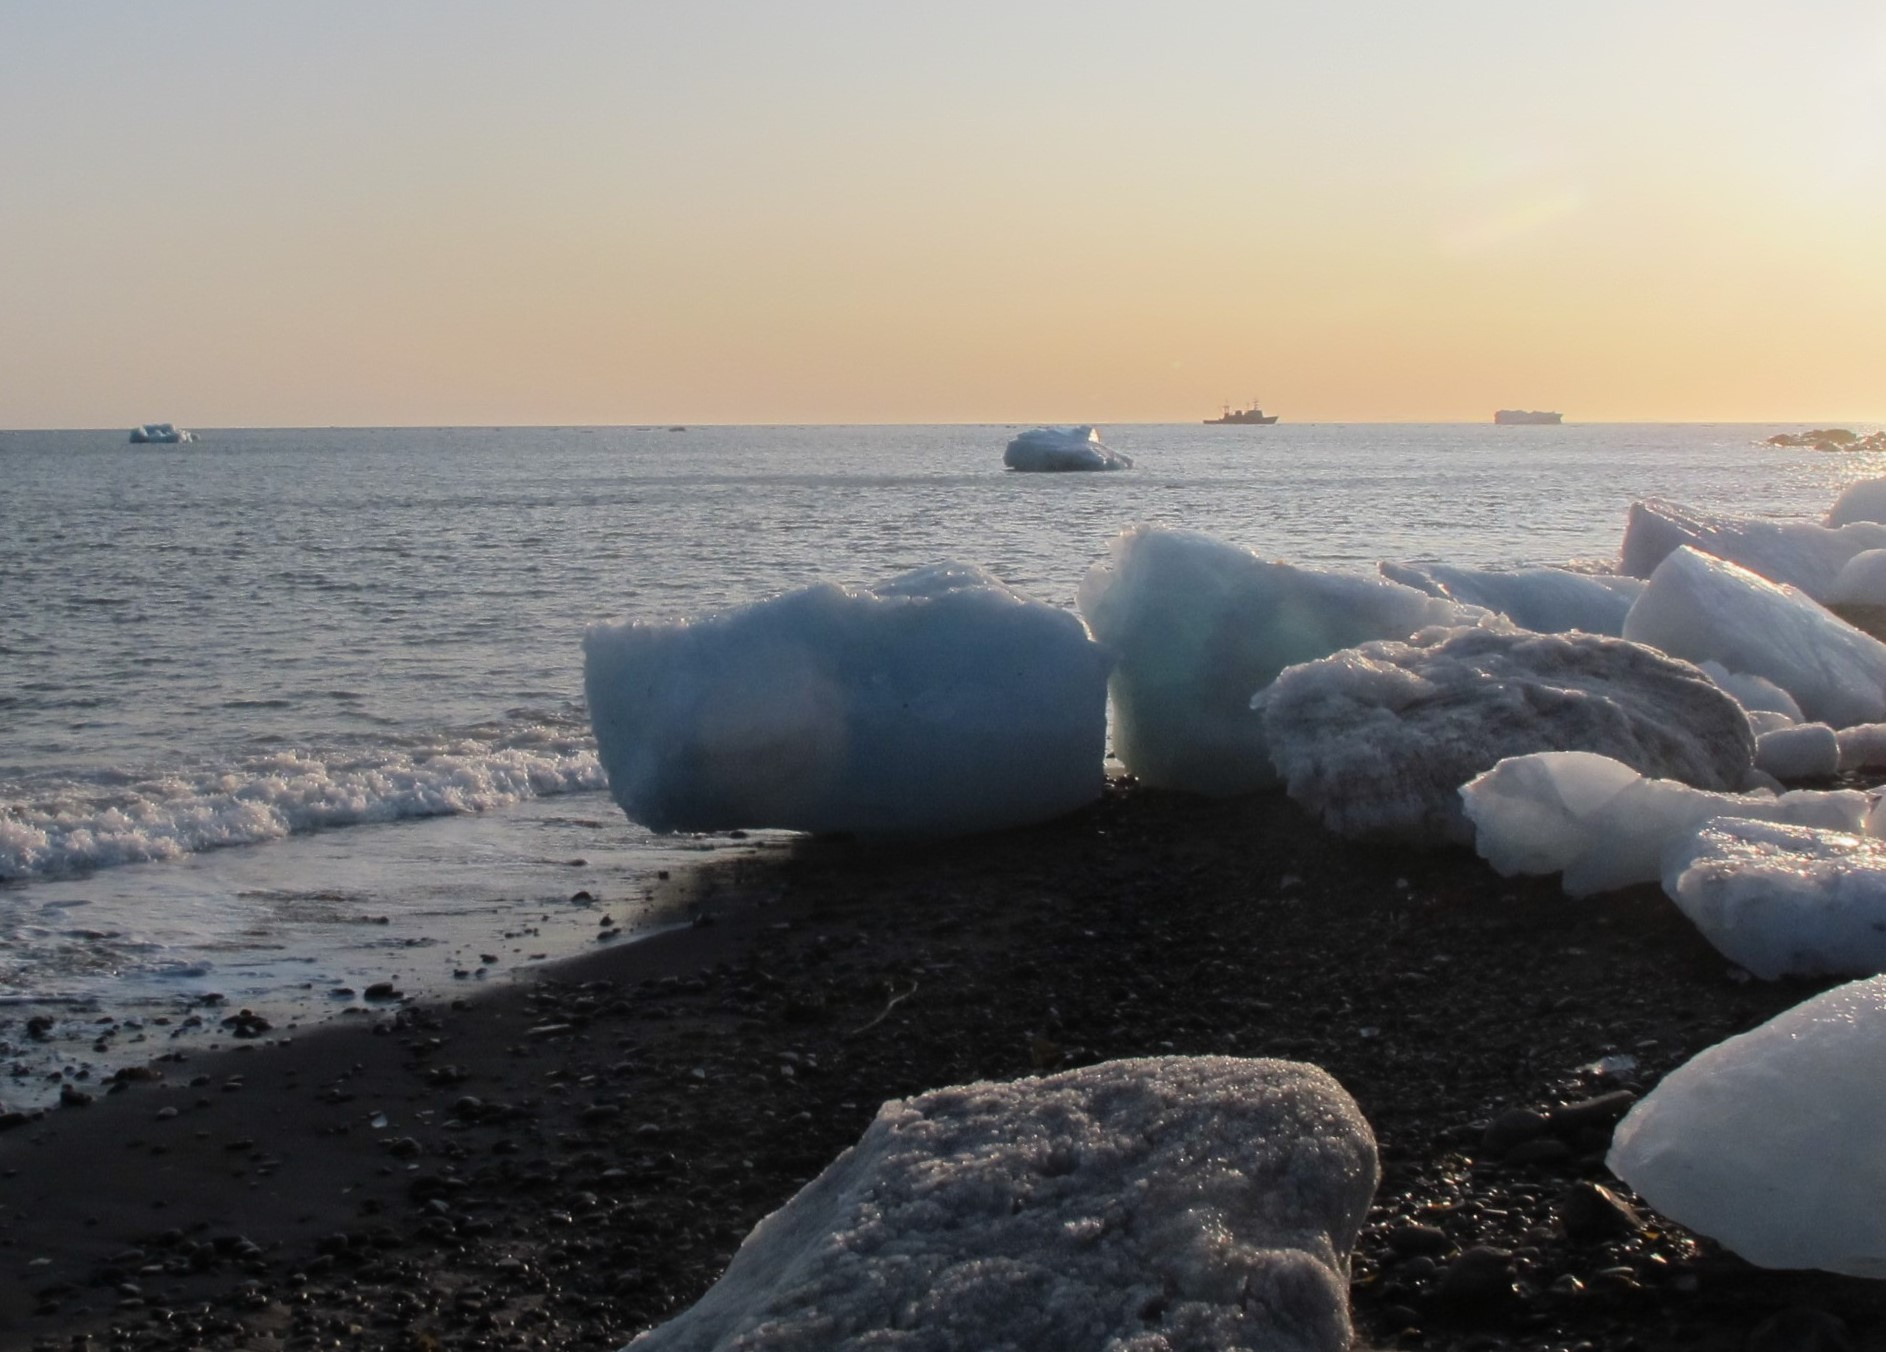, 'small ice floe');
627,1057,1379,1352
1608,975,1886,1277
1077,526,1470,796
1619,498,1886,601
1002,425,1133,472
1663,818,1886,980
1460,751,1870,896
1623,546,1886,727
1378,561,1643,637
1753,723,1840,781
1257,627,1753,846
583,563,1108,837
